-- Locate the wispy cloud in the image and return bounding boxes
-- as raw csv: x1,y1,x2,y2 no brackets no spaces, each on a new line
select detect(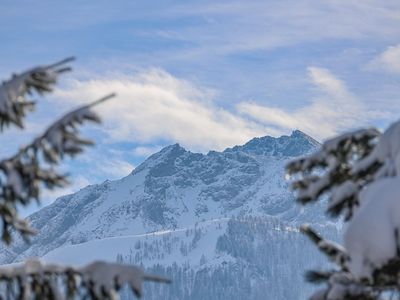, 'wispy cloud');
133,145,164,157
54,69,273,151
237,67,367,140
368,44,400,73
155,1,400,58
96,158,134,178
54,67,380,148
41,175,91,203
2,0,398,70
